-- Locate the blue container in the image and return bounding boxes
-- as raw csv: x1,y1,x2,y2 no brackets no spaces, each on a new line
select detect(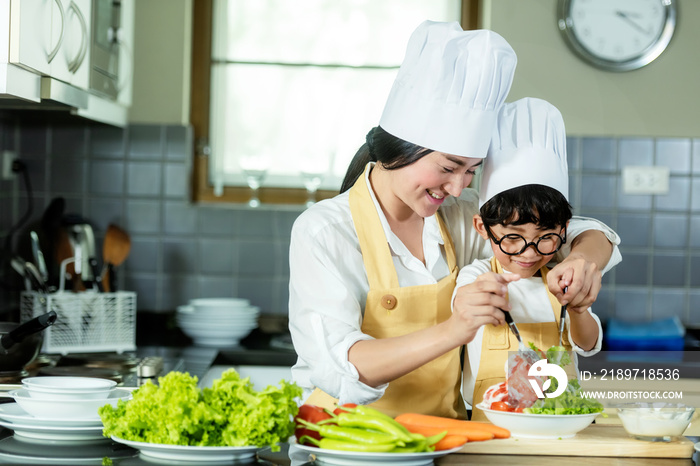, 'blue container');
605,316,685,351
